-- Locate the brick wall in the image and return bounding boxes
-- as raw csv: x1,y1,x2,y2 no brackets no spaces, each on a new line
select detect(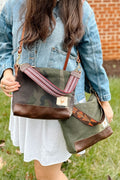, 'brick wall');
89,0,120,61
